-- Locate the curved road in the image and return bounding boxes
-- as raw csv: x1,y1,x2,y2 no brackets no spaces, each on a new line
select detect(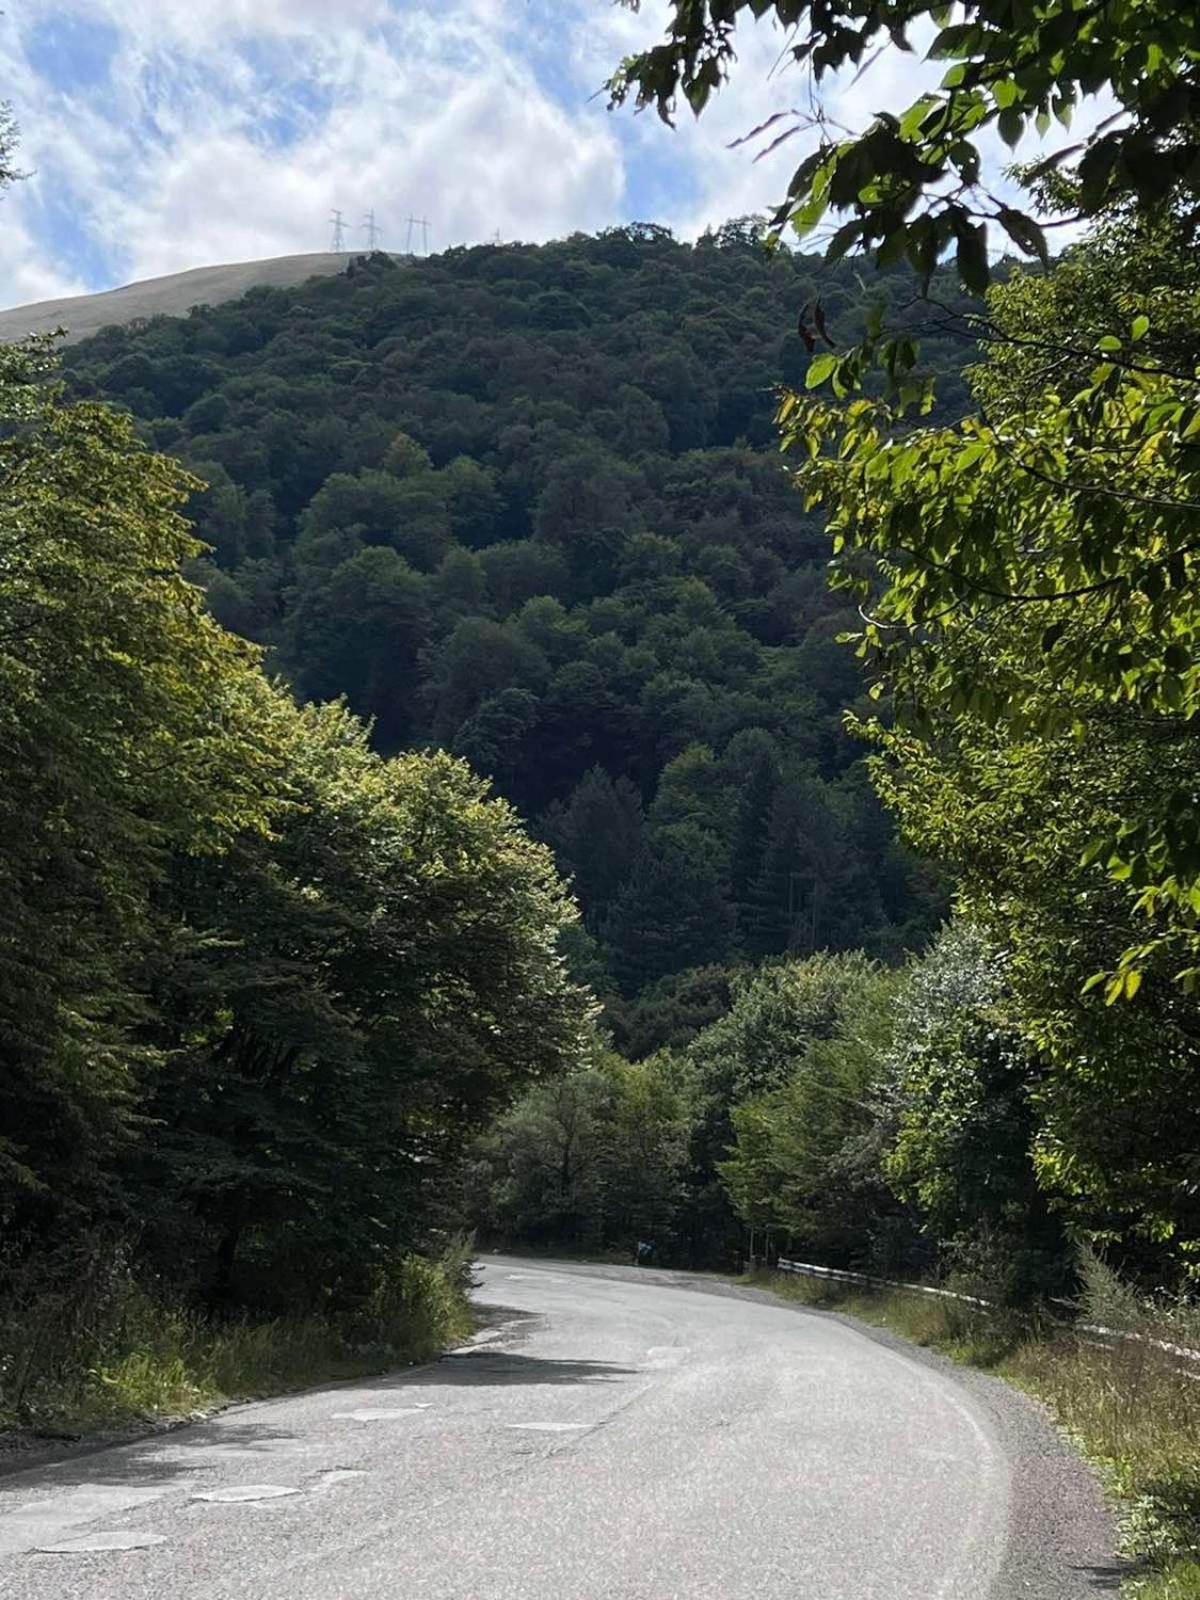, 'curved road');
0,1258,1118,1598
